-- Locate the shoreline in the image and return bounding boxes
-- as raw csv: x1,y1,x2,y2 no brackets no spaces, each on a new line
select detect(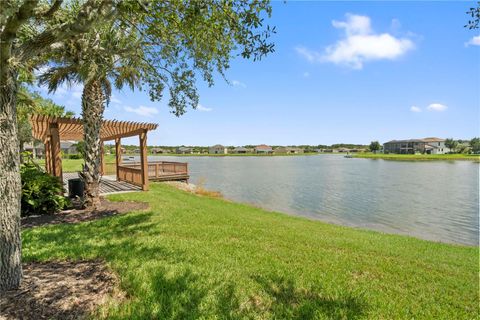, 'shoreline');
163,181,478,247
